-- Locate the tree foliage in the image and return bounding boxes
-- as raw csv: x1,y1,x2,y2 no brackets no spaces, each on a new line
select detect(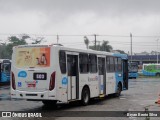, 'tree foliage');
0,35,44,59
5,35,28,59
115,49,126,54
89,40,113,52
